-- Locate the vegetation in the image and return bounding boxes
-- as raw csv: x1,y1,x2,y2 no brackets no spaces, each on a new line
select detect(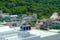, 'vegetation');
53,26,60,30
28,22,36,27
12,23,16,26
0,0,60,19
